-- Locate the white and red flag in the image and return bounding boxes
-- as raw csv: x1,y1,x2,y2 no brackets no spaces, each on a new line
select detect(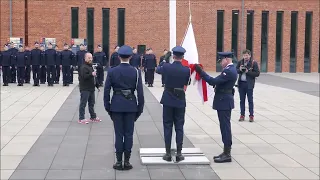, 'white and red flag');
180,16,213,103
